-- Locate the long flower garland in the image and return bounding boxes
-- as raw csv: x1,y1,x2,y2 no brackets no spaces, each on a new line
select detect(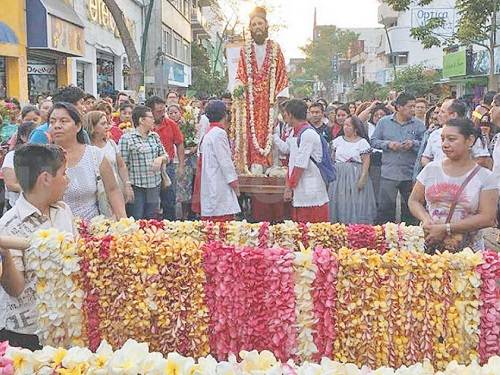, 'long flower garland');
292,248,318,362
2,341,499,375
22,220,499,370
25,229,84,348
245,37,278,157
